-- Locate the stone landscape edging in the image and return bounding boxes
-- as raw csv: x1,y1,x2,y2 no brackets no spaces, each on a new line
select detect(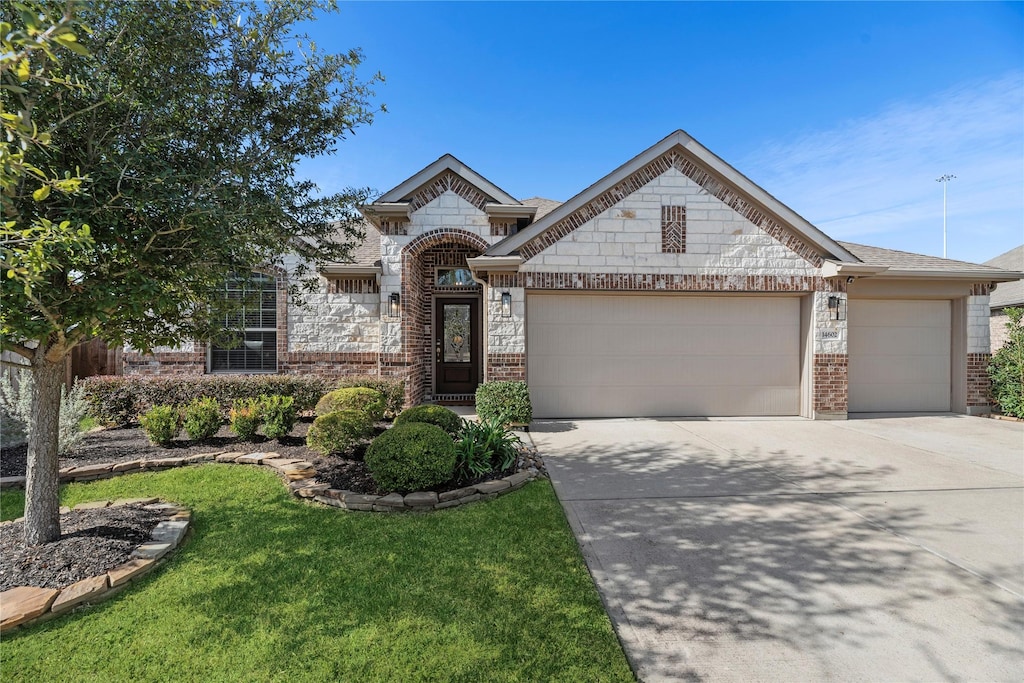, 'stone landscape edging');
0,450,541,513
0,498,191,633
